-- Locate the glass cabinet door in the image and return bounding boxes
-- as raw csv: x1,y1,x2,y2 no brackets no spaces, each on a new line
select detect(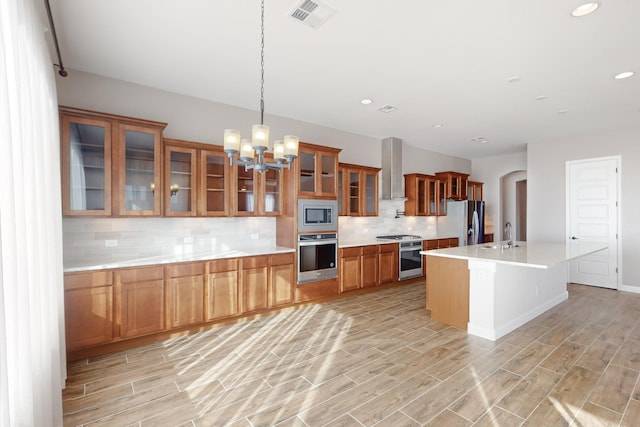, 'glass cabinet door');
61,115,112,216
320,153,336,196
439,180,447,215
364,171,377,215
235,165,256,215
117,124,161,216
417,178,427,216
165,146,196,216
348,171,361,215
298,150,316,194
201,150,229,216
261,155,282,215
428,179,437,215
